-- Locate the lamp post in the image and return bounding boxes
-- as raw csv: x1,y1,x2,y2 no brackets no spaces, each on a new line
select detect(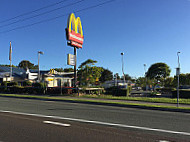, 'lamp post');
177,51,180,107
144,64,147,91
38,51,44,82
121,52,125,84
